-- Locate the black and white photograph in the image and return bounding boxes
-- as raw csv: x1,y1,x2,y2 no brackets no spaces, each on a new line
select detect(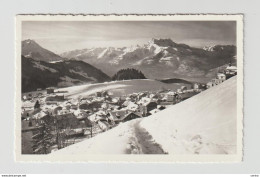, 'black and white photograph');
15,15,243,162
